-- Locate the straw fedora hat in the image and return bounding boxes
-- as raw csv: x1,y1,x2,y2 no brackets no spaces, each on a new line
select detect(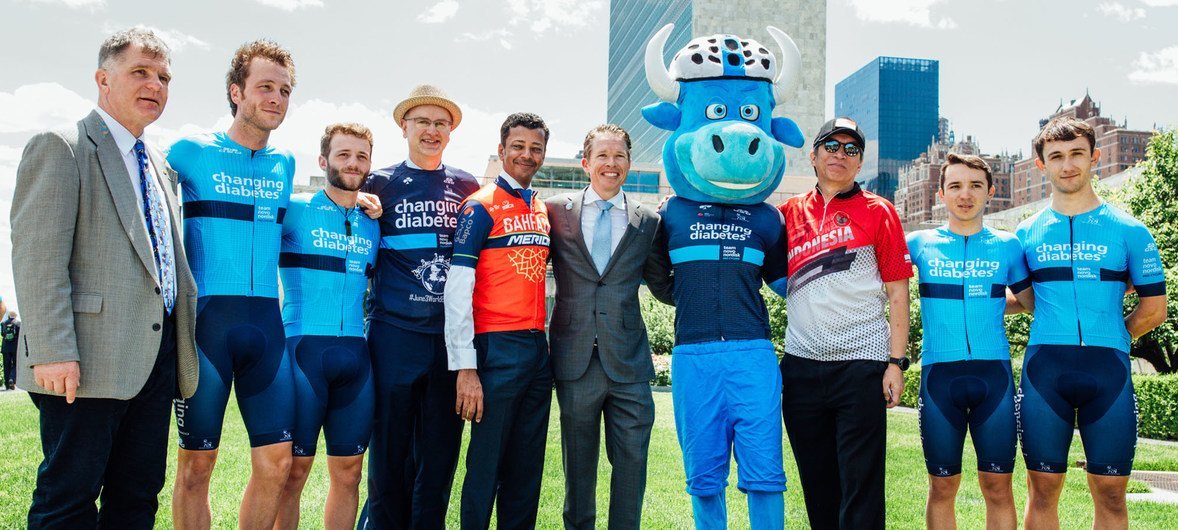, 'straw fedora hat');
392,84,463,130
